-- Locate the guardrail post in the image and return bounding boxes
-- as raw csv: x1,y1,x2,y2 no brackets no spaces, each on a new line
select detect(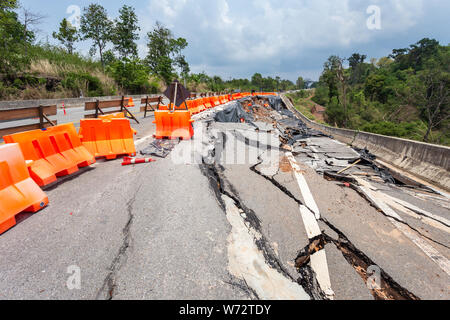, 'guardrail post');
38,105,44,129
